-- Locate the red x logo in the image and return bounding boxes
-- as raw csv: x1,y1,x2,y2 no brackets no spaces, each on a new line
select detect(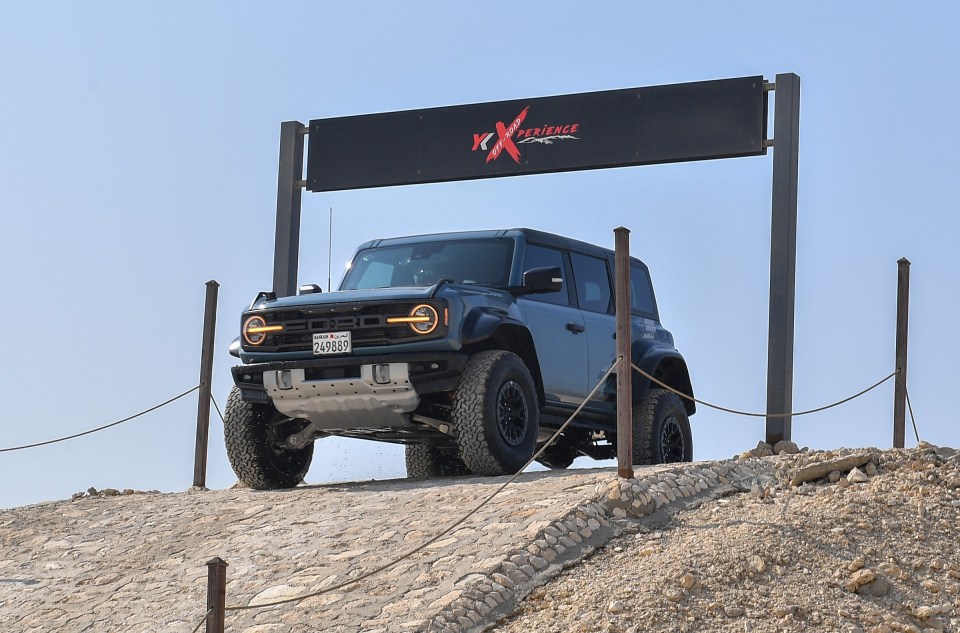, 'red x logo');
486,106,530,164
